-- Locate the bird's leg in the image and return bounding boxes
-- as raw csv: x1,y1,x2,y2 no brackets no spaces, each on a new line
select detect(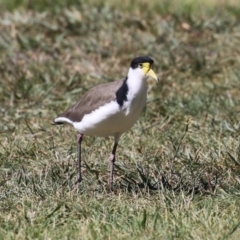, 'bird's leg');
75,133,83,184
109,142,118,190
